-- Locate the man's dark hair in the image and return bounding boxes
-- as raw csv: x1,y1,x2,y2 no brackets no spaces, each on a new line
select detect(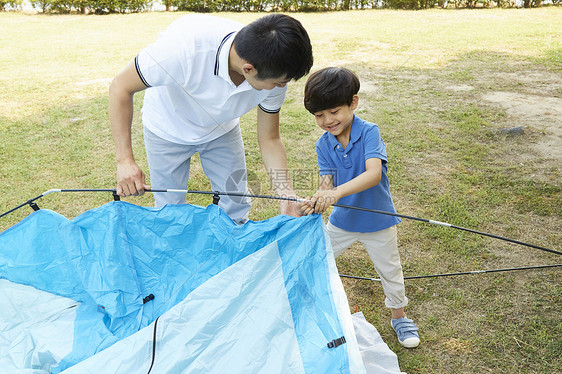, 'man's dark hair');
304,67,360,114
234,14,313,81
